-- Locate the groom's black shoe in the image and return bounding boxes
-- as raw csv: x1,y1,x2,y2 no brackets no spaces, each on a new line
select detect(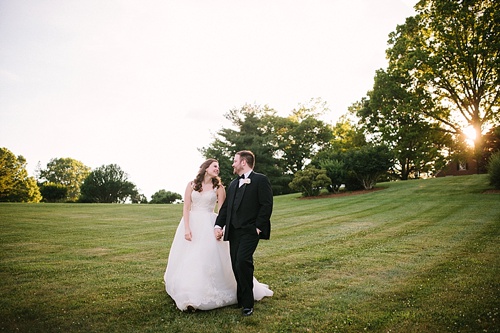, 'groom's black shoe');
242,308,254,316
